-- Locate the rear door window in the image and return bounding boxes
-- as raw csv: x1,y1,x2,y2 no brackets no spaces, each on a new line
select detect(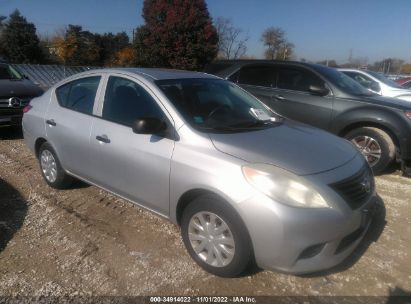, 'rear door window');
237,65,275,87
55,76,101,115
277,67,324,92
